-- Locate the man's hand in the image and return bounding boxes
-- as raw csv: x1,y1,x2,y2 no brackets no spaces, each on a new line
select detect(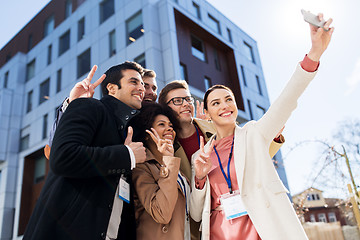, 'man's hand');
124,127,146,164
307,13,334,62
69,65,106,103
195,100,207,120
194,136,215,180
